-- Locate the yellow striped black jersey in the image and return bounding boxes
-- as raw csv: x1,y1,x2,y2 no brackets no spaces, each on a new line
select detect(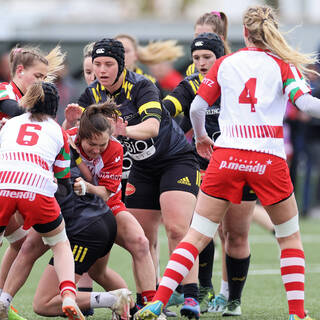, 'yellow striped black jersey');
186,62,197,77
78,69,194,167
163,72,220,169
133,66,164,98
163,72,220,139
